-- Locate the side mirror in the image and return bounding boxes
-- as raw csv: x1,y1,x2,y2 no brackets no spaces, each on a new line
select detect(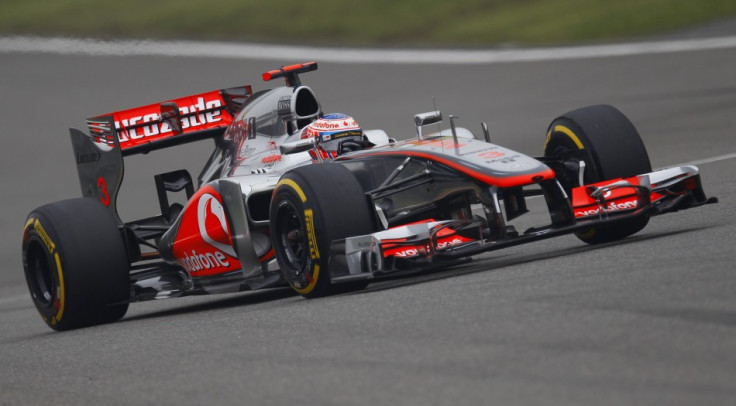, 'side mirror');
414,111,442,139
414,111,442,127
481,122,491,143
